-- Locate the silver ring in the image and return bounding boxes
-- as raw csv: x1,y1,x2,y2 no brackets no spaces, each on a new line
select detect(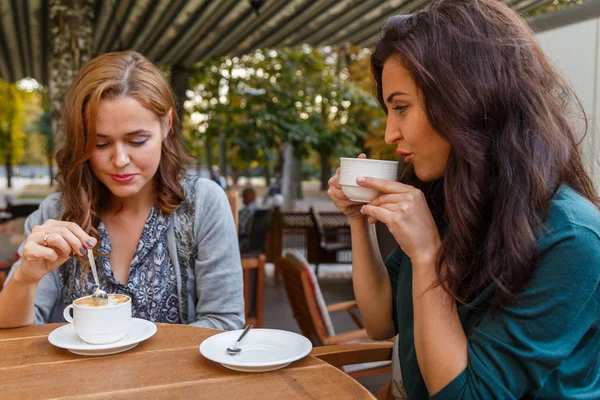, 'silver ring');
43,233,51,247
